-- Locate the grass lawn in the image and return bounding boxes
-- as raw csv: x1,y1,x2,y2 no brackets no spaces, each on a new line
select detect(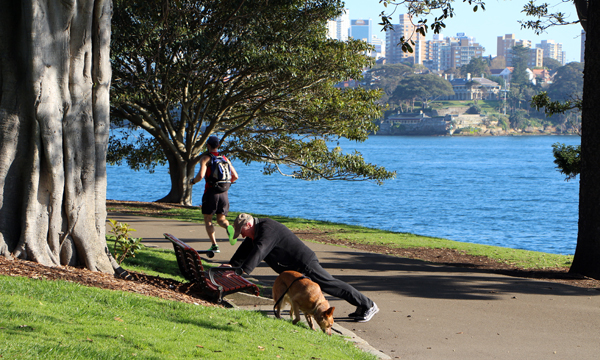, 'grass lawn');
430,100,502,115
0,273,375,360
